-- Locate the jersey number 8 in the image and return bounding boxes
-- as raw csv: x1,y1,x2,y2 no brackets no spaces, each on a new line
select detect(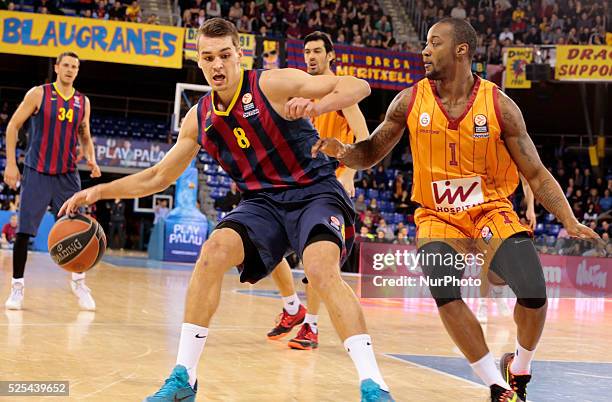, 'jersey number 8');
233,127,251,149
